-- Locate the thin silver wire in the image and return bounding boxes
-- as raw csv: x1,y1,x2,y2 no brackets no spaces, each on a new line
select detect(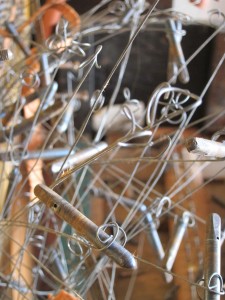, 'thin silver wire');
1,0,225,299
